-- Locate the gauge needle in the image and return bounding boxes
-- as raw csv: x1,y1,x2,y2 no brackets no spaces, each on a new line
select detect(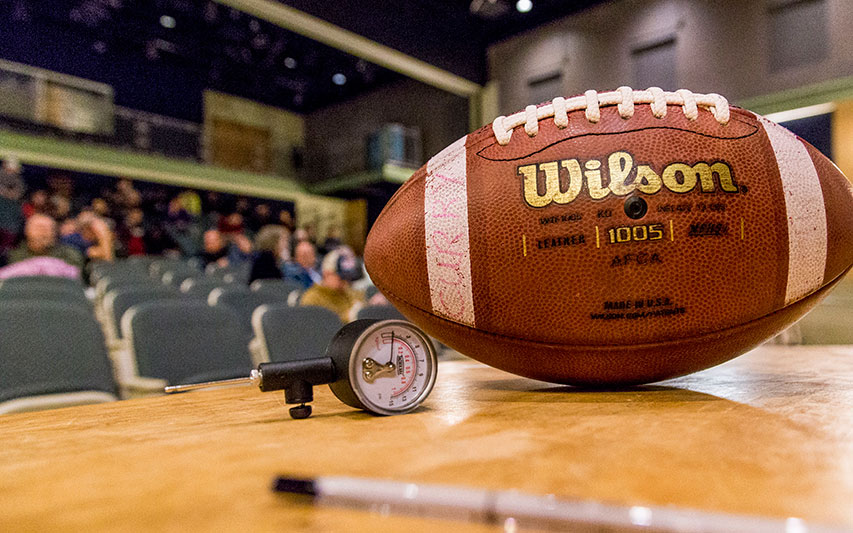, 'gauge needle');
387,331,395,366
